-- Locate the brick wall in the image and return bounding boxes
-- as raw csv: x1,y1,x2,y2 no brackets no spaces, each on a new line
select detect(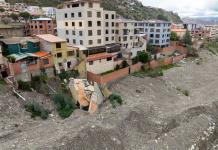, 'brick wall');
88,52,186,85
161,46,188,55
